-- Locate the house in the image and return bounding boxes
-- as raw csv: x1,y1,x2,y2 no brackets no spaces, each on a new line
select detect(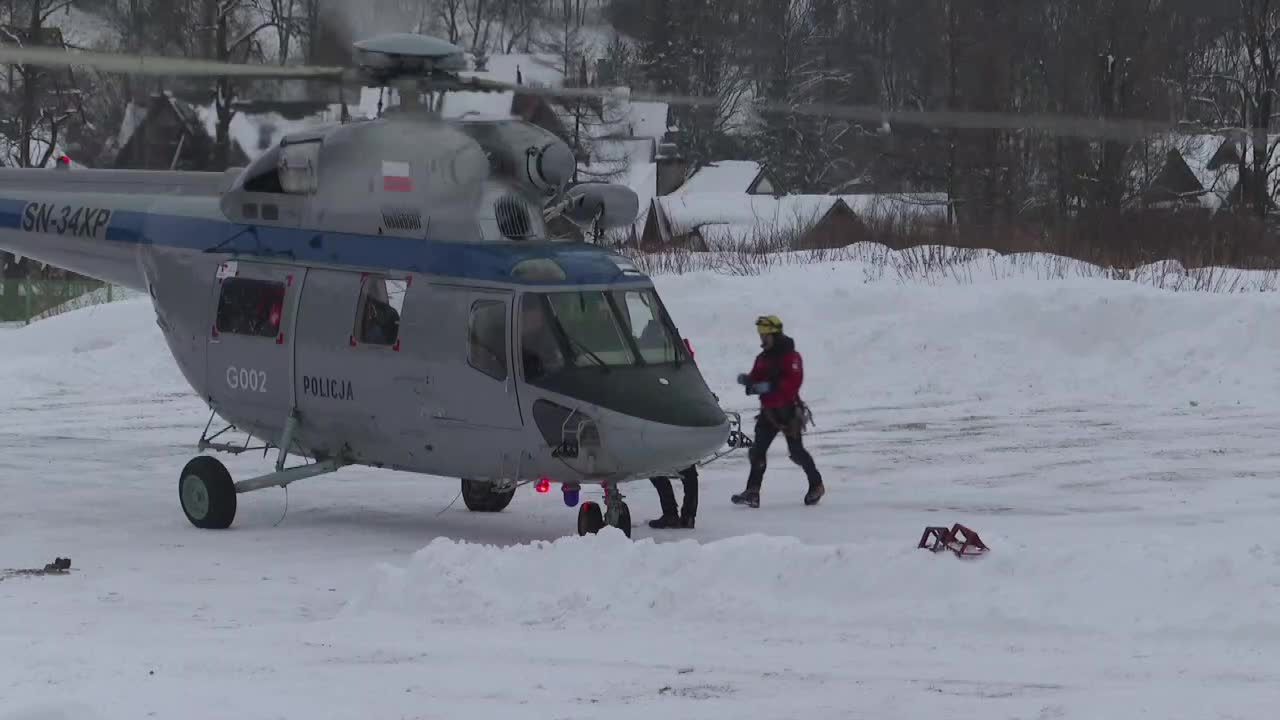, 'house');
114,93,244,171
1138,133,1280,213
112,92,343,171
639,193,853,250
637,187,950,251
674,160,784,197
